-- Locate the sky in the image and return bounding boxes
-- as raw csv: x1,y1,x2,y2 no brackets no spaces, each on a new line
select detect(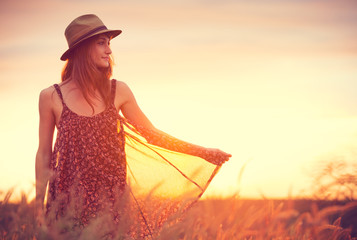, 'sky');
0,0,357,201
